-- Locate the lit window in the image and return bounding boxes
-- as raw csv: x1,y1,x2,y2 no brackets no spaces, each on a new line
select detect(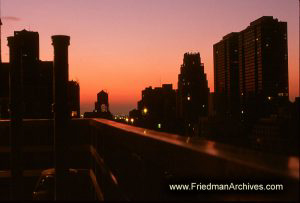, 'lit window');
241,110,244,114
187,96,191,101
267,96,271,100
202,105,205,108
125,118,129,122
143,108,148,115
158,123,161,129
130,118,134,123
266,43,269,47
71,111,77,117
